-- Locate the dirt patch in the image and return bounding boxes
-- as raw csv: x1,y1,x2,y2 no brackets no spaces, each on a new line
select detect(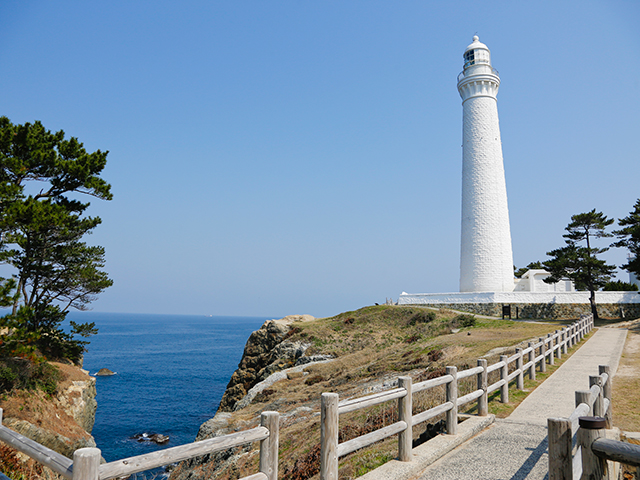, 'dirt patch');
612,320,640,432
